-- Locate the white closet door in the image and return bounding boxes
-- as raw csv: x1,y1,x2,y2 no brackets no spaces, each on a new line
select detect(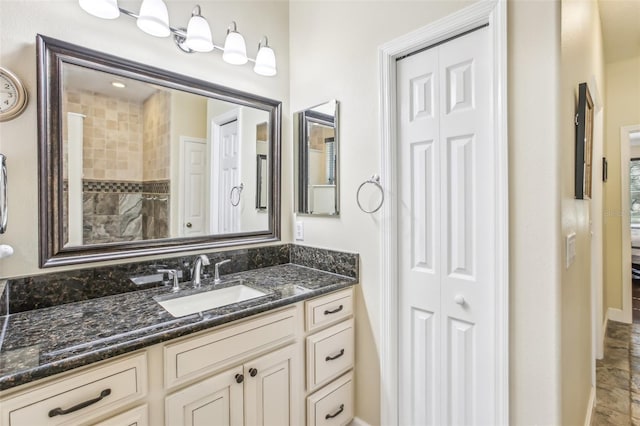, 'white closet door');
218,119,241,234
398,26,495,426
